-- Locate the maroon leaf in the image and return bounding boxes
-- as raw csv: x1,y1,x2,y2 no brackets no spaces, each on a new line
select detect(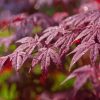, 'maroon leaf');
39,26,66,44
32,47,62,71
61,65,93,94
9,51,27,70
0,56,9,69
70,41,94,68
16,36,41,55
